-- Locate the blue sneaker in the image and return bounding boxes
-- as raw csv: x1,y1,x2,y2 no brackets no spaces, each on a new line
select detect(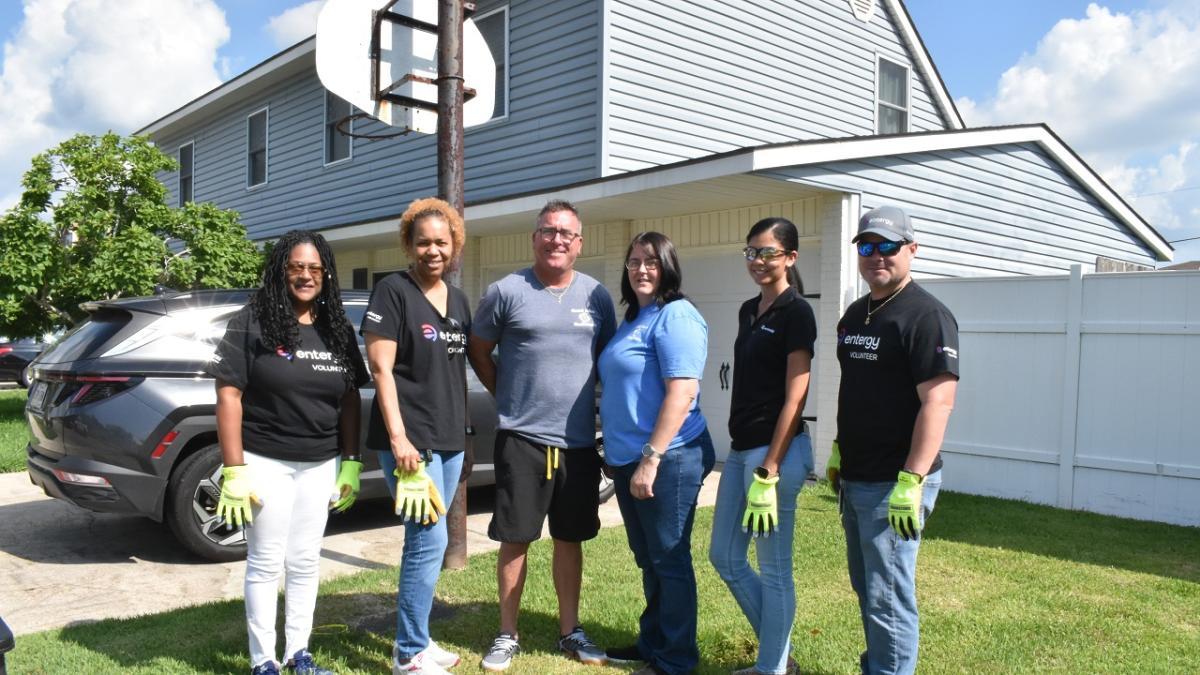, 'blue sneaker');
251,662,280,675
285,649,334,675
